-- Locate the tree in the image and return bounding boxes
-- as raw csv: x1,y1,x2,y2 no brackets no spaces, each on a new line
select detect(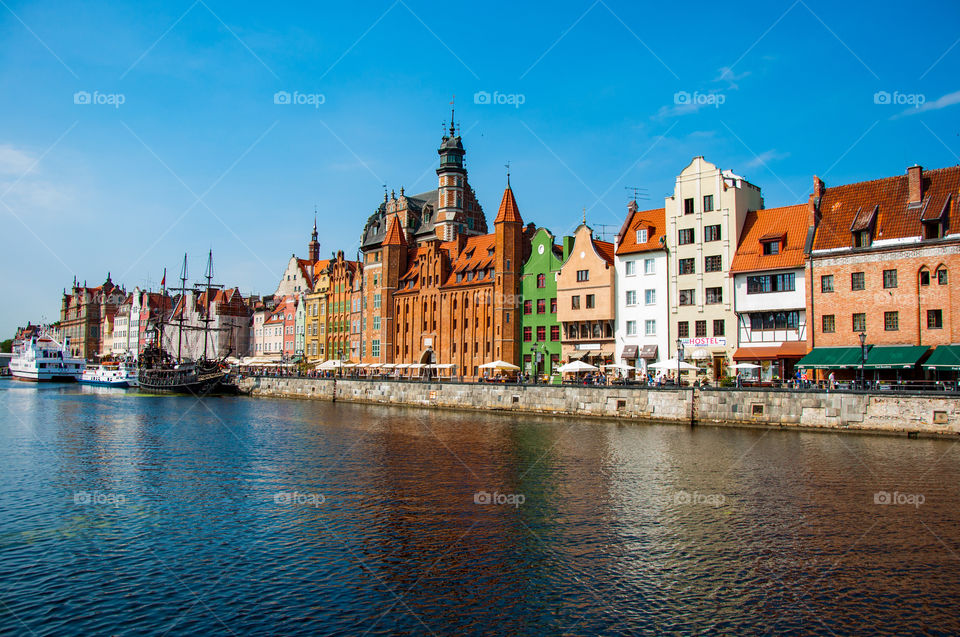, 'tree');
0,339,12,354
